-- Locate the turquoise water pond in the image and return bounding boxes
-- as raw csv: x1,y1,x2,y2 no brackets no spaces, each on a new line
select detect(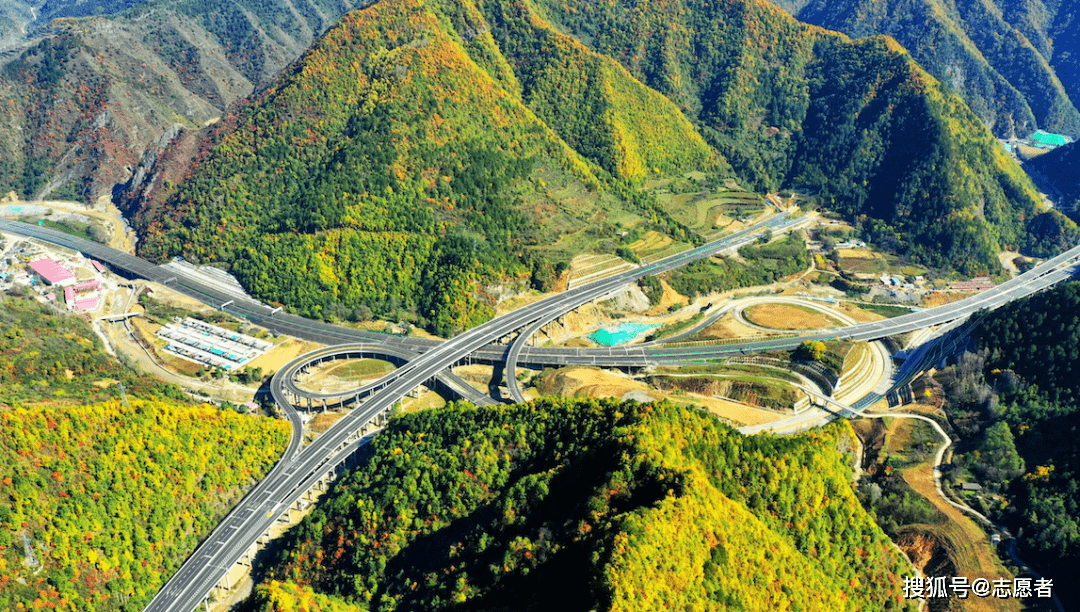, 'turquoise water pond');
589,322,661,346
